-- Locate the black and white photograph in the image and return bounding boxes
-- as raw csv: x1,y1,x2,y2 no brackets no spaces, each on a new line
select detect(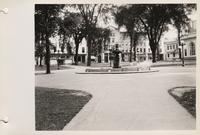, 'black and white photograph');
34,3,197,131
